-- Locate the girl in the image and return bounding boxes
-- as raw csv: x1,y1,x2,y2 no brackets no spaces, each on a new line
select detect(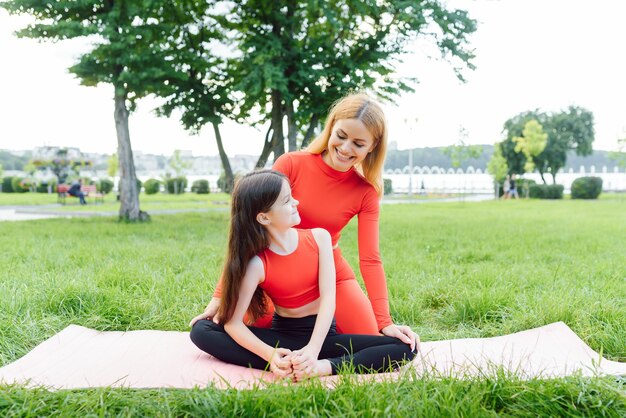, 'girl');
190,170,416,379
